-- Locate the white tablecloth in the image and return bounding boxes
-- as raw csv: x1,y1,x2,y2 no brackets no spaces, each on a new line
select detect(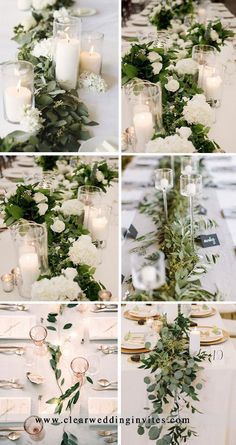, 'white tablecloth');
0,303,118,444
121,304,236,444
0,0,118,146
0,159,119,300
